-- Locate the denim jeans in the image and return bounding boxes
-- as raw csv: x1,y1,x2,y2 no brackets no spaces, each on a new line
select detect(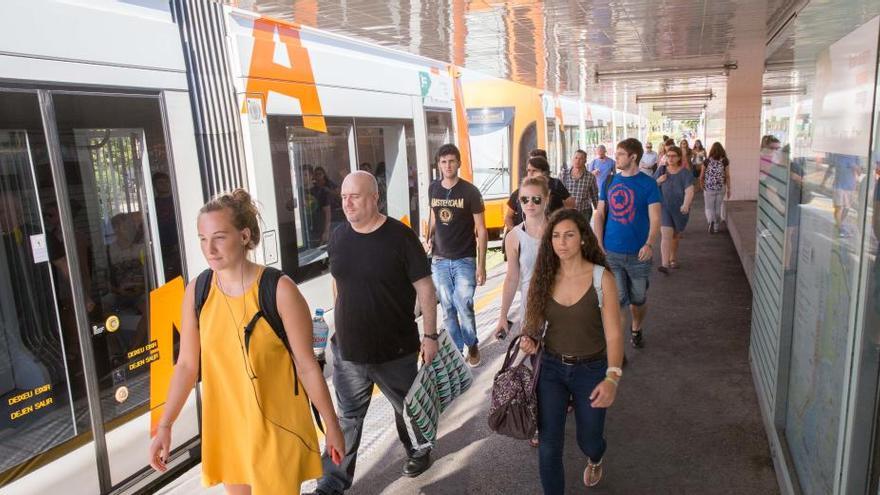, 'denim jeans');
605,251,652,307
537,354,608,495
316,343,430,494
432,257,478,351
